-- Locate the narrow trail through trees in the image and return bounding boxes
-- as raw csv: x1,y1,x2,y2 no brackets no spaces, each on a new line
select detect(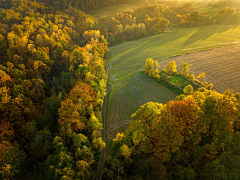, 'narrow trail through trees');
96,86,112,180
96,48,120,180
